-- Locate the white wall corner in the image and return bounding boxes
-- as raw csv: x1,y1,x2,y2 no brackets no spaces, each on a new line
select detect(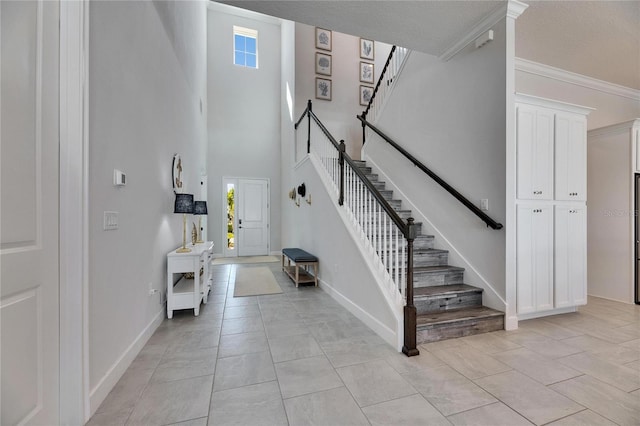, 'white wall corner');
515,57,640,101
439,0,526,61
89,311,164,417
